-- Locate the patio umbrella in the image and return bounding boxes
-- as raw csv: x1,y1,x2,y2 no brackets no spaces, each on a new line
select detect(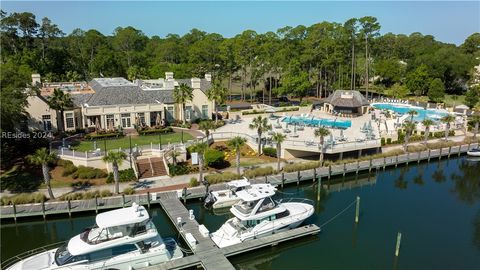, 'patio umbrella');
95,116,101,130
155,113,161,126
